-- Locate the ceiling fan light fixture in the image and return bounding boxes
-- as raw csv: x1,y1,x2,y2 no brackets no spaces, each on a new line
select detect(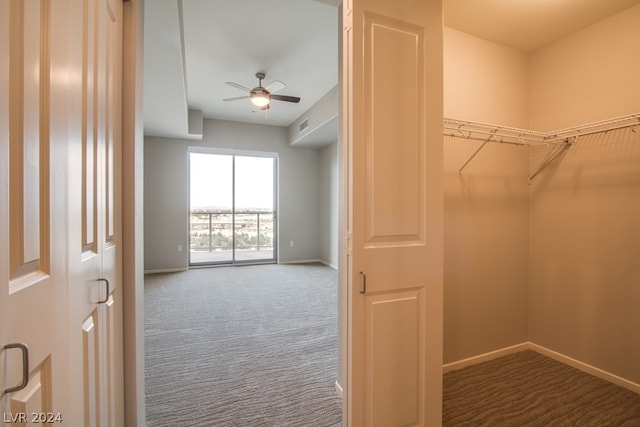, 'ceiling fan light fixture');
250,88,270,107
